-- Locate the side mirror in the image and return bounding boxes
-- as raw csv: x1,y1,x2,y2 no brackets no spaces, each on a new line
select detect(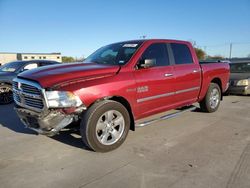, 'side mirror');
140,59,156,68
19,69,26,73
